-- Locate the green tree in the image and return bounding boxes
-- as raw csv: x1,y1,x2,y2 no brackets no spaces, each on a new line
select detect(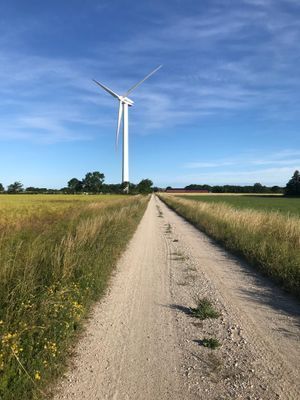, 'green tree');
137,179,153,194
0,183,4,193
82,172,105,193
253,183,264,193
285,170,300,196
271,185,282,194
7,181,23,193
25,187,48,193
68,178,83,193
